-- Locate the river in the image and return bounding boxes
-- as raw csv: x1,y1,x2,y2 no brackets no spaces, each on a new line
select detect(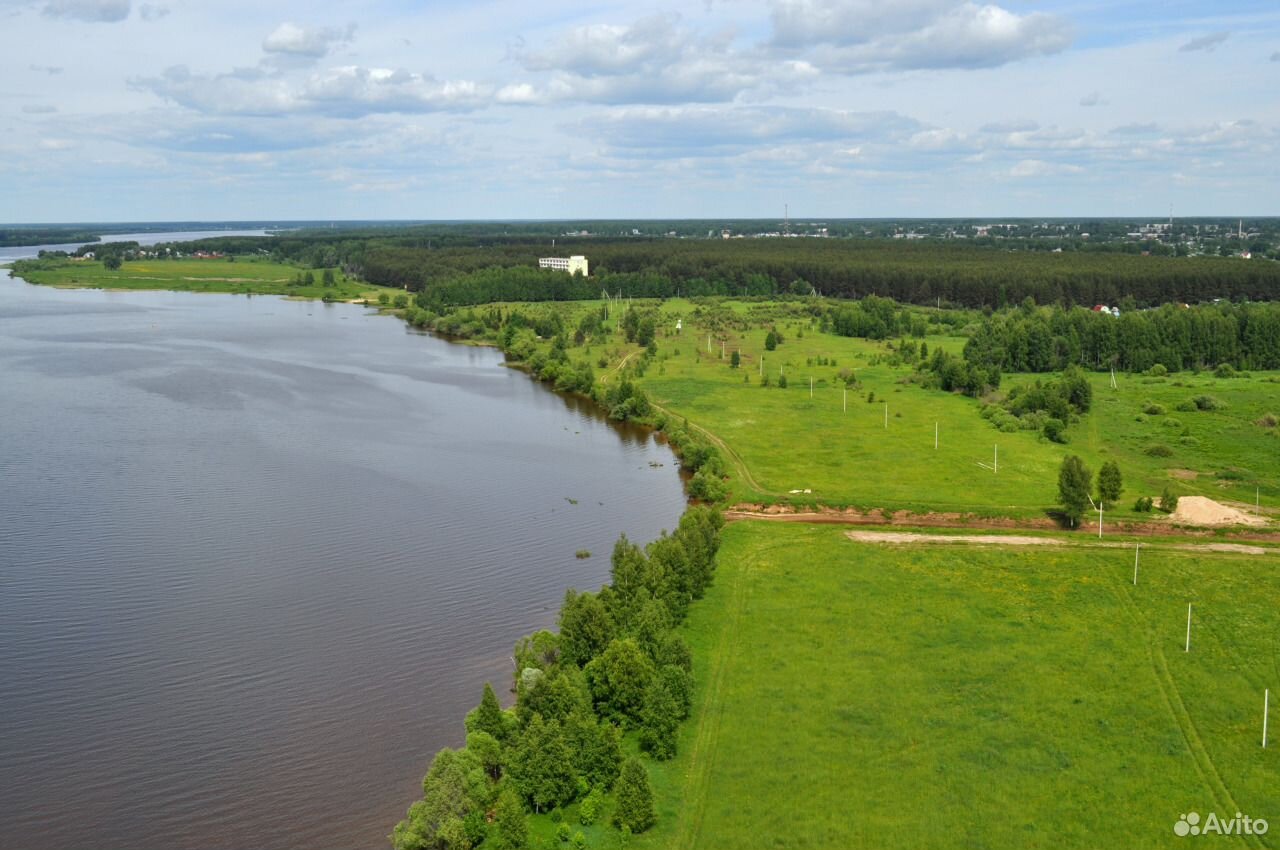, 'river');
0,276,687,850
